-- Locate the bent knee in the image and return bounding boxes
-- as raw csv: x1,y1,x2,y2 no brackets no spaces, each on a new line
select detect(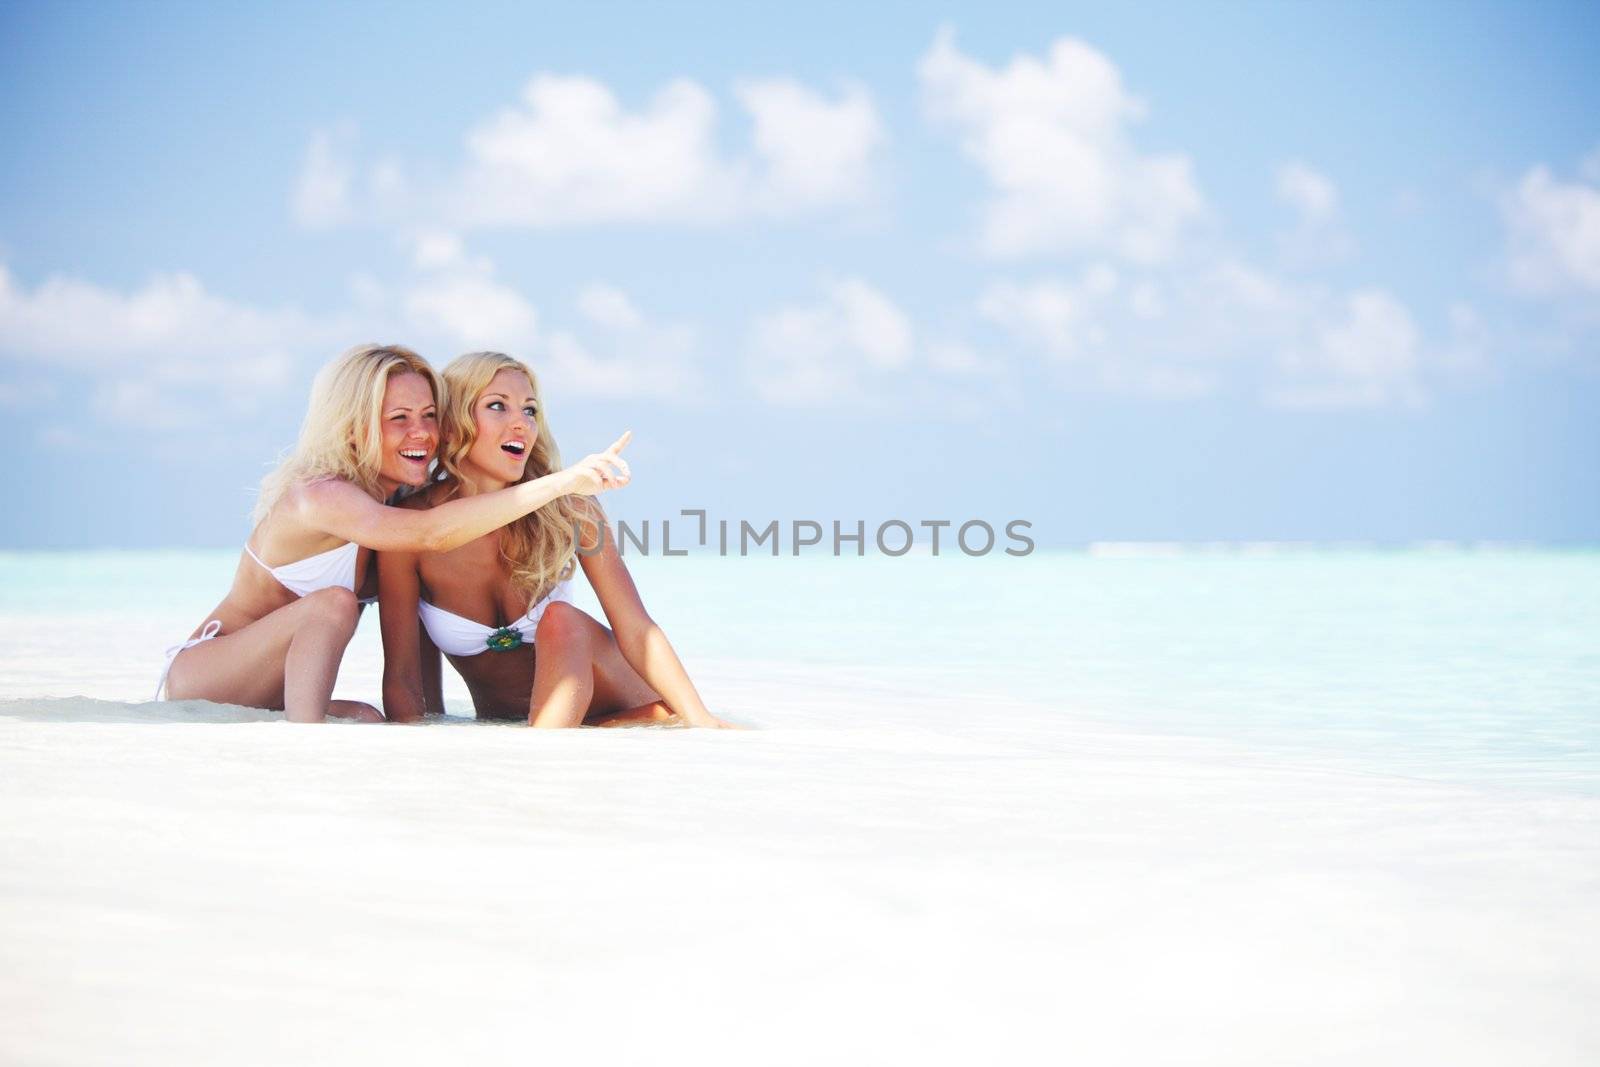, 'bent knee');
301,586,359,627
535,600,594,646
